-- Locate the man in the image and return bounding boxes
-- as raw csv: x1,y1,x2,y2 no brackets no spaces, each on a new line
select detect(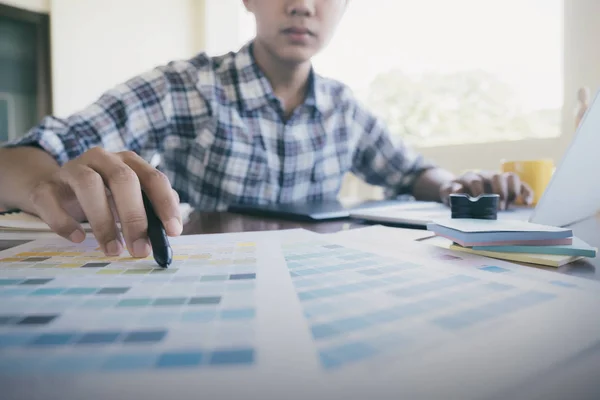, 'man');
0,0,532,259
